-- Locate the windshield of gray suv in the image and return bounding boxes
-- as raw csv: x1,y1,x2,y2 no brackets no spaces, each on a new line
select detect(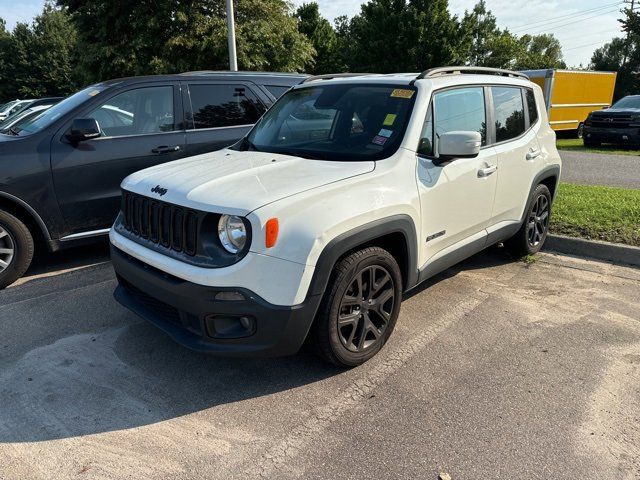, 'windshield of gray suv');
7,85,108,136
612,96,640,109
237,83,417,161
